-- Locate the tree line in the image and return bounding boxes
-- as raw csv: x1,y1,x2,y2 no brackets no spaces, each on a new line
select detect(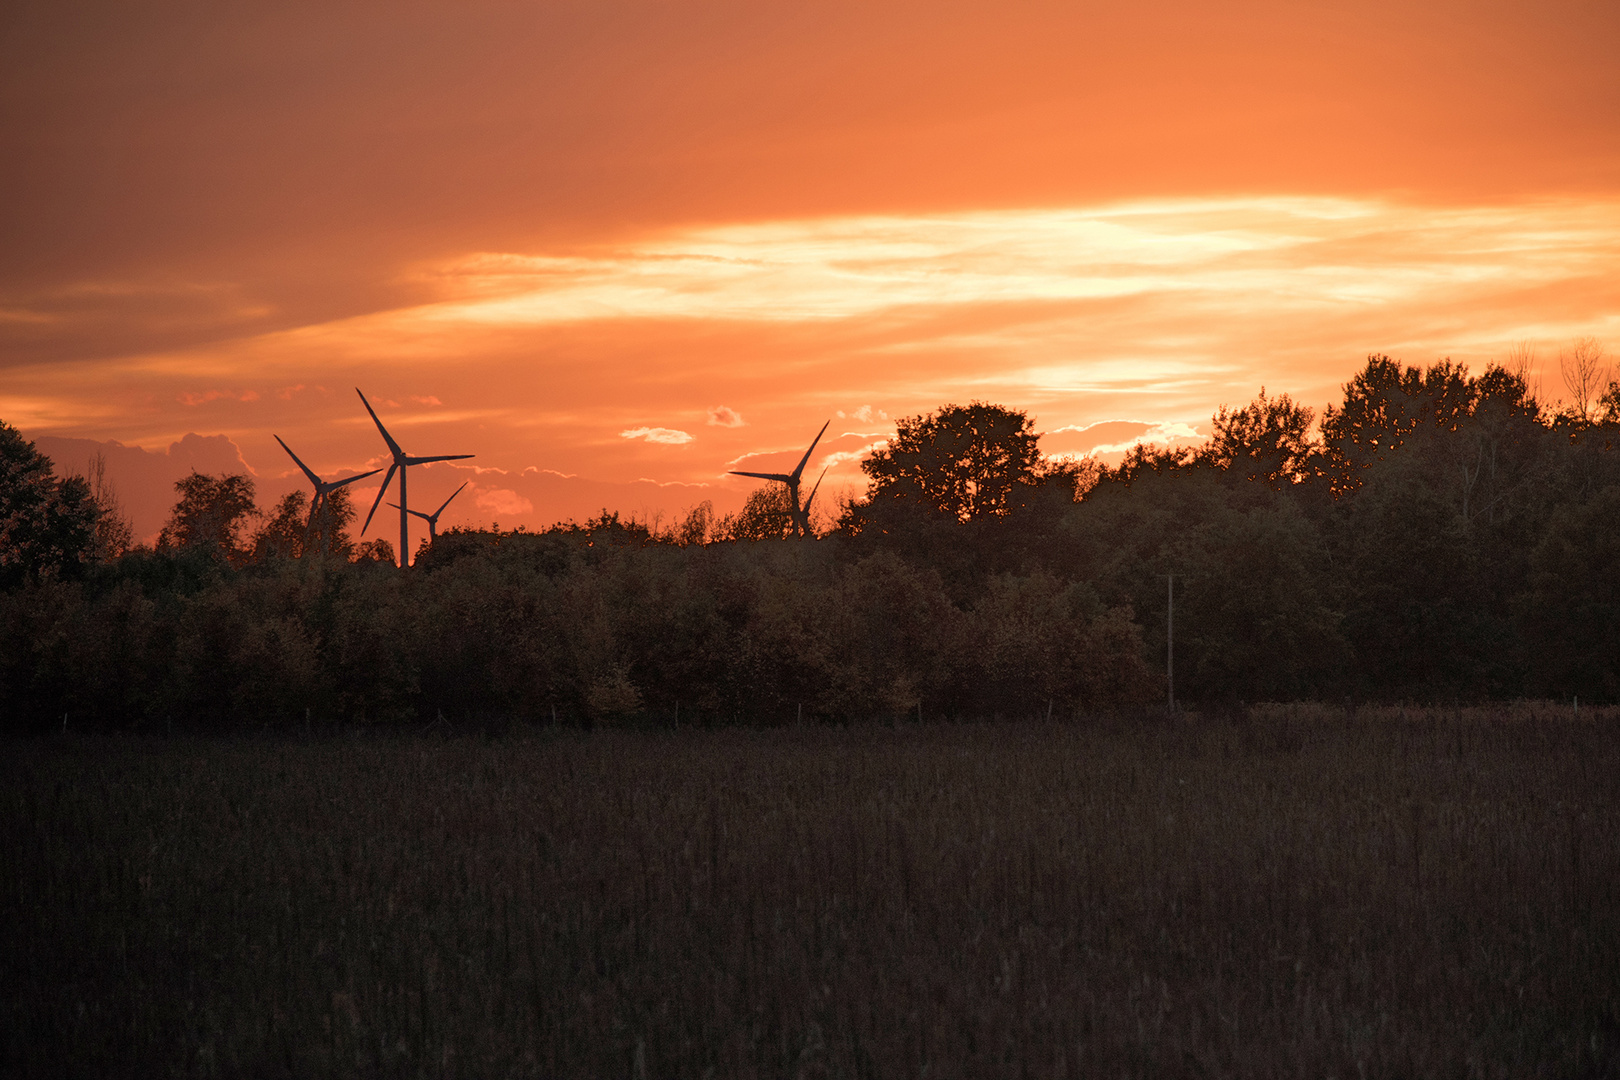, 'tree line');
2,347,1617,731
